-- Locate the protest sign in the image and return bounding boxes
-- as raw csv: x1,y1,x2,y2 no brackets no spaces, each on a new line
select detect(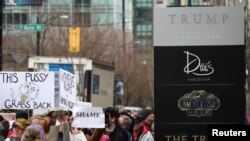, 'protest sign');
0,72,55,109
72,107,105,128
59,69,77,110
